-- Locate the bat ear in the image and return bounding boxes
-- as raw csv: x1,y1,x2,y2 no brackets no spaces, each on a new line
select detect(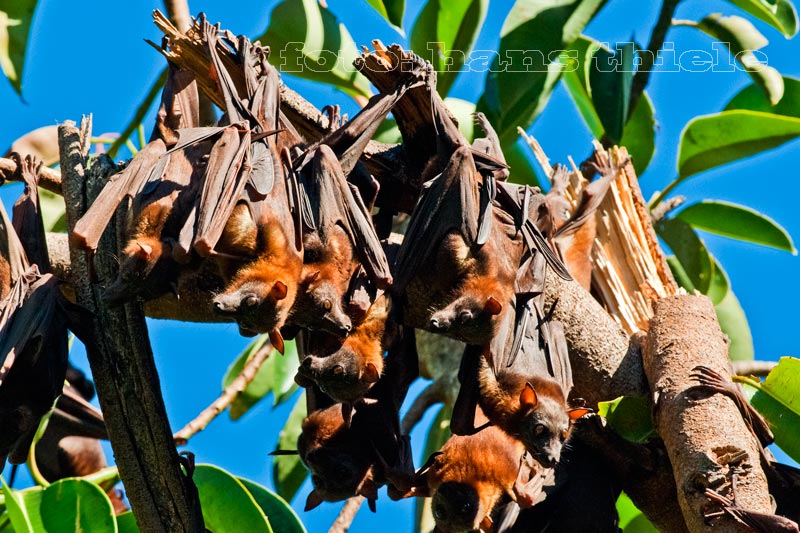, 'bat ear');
356,476,380,501
304,489,324,512
269,329,285,355
134,241,153,261
362,363,380,384
480,514,495,533
568,407,592,420
308,270,321,283
519,383,538,409
271,280,288,300
484,296,502,316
